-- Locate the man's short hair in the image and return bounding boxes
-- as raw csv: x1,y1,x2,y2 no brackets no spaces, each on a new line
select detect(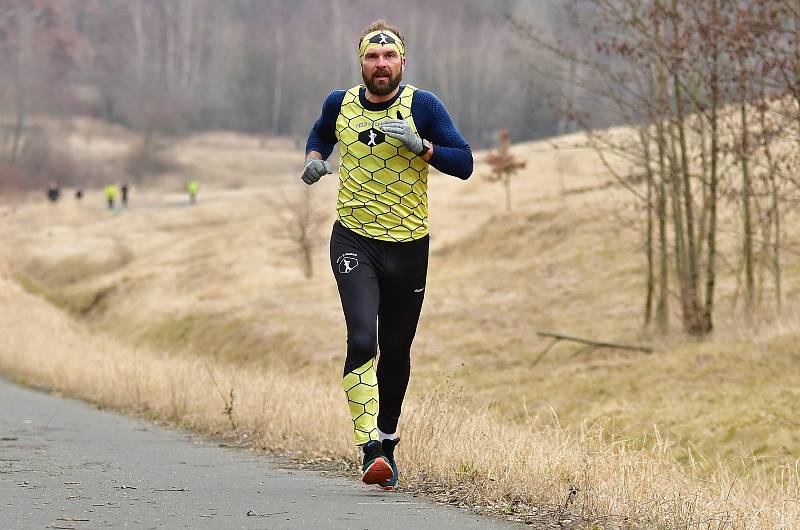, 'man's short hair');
359,19,405,51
